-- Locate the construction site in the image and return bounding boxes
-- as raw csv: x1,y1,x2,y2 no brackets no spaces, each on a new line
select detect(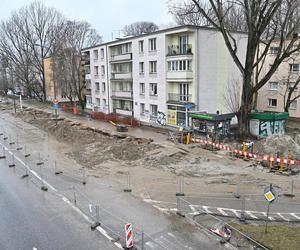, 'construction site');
1,99,300,250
